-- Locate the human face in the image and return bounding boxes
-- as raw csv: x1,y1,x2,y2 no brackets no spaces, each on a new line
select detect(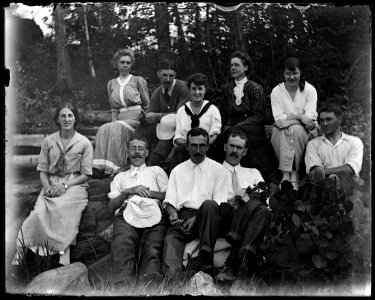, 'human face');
284,67,301,88
319,111,341,136
189,82,206,103
157,69,176,90
187,135,209,165
230,57,248,80
58,107,76,131
224,135,248,166
117,55,132,76
128,139,149,167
